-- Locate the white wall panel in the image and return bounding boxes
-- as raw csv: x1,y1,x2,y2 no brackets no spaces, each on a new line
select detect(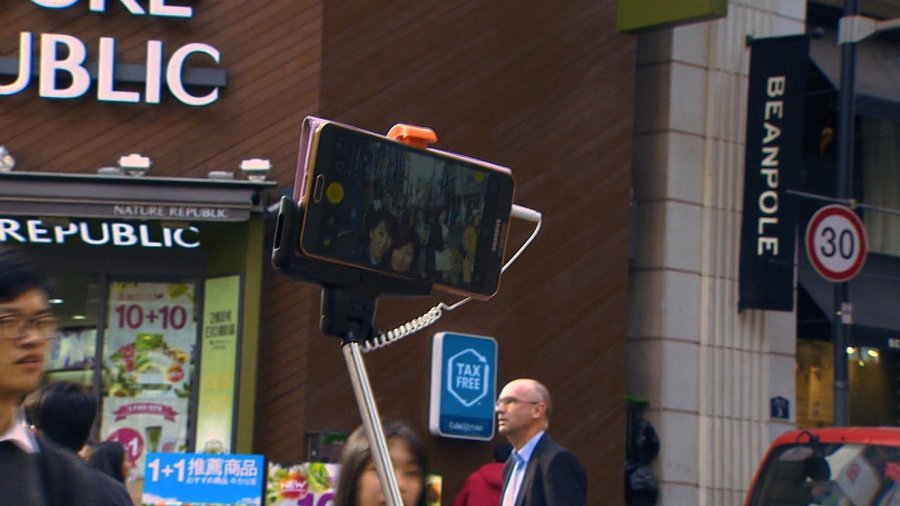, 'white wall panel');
629,1,806,504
